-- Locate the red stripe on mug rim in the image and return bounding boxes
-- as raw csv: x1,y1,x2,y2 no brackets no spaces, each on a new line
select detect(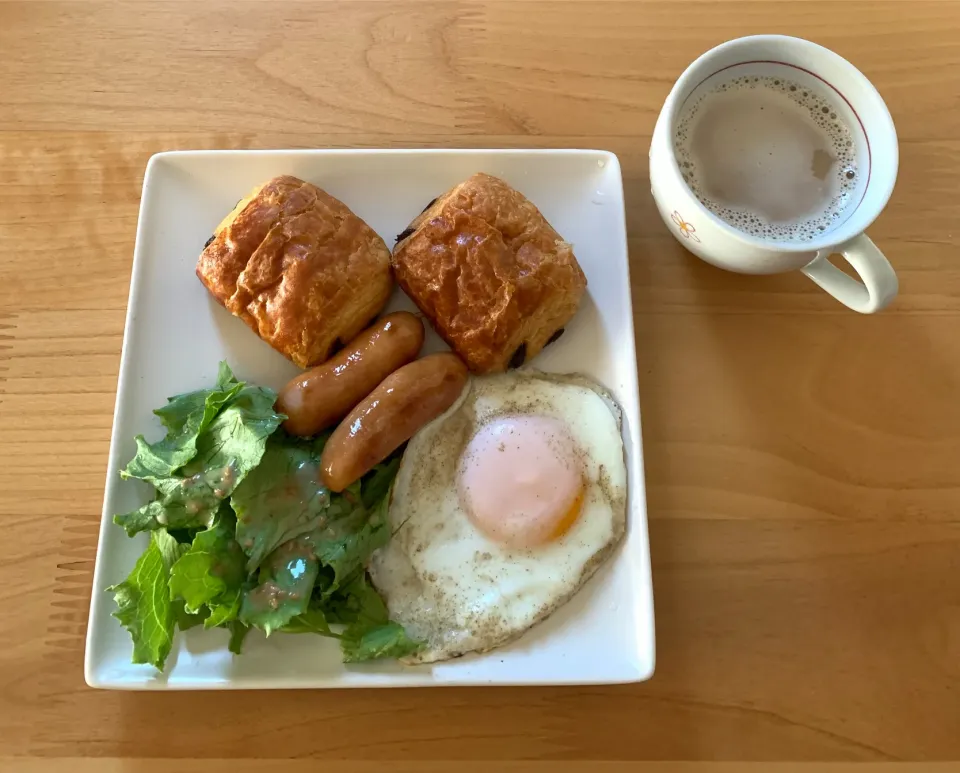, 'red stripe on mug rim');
678,59,873,216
